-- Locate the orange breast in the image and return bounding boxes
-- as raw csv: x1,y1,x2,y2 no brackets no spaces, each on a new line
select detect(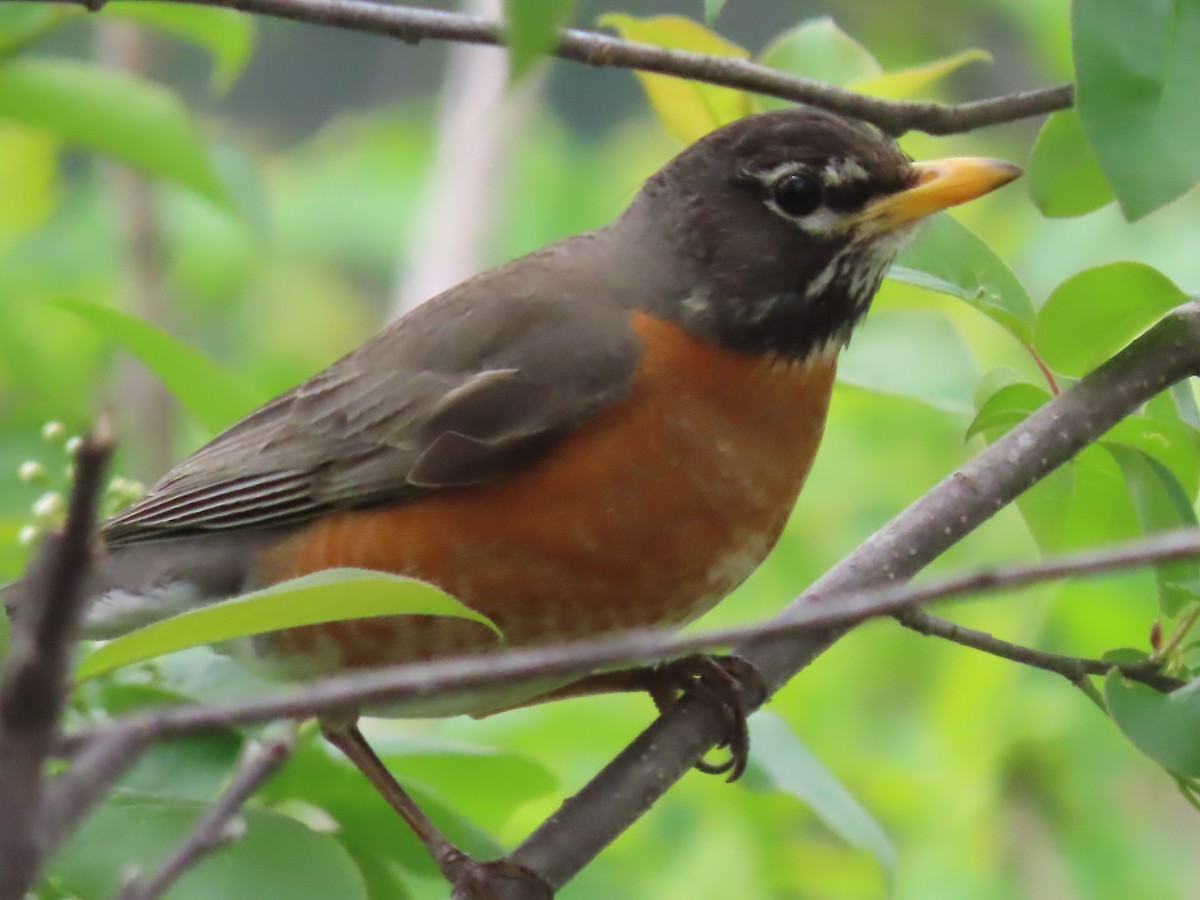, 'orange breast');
257,312,837,673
